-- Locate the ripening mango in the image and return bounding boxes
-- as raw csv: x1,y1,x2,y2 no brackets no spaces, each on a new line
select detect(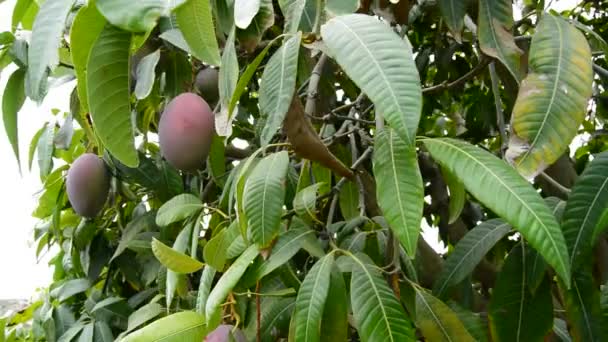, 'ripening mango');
158,92,215,172
66,153,111,218
195,67,219,105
